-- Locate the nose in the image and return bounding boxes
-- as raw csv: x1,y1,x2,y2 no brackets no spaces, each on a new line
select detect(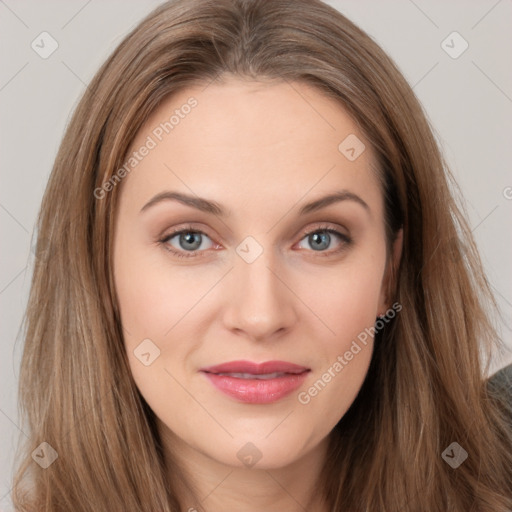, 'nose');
221,246,298,342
